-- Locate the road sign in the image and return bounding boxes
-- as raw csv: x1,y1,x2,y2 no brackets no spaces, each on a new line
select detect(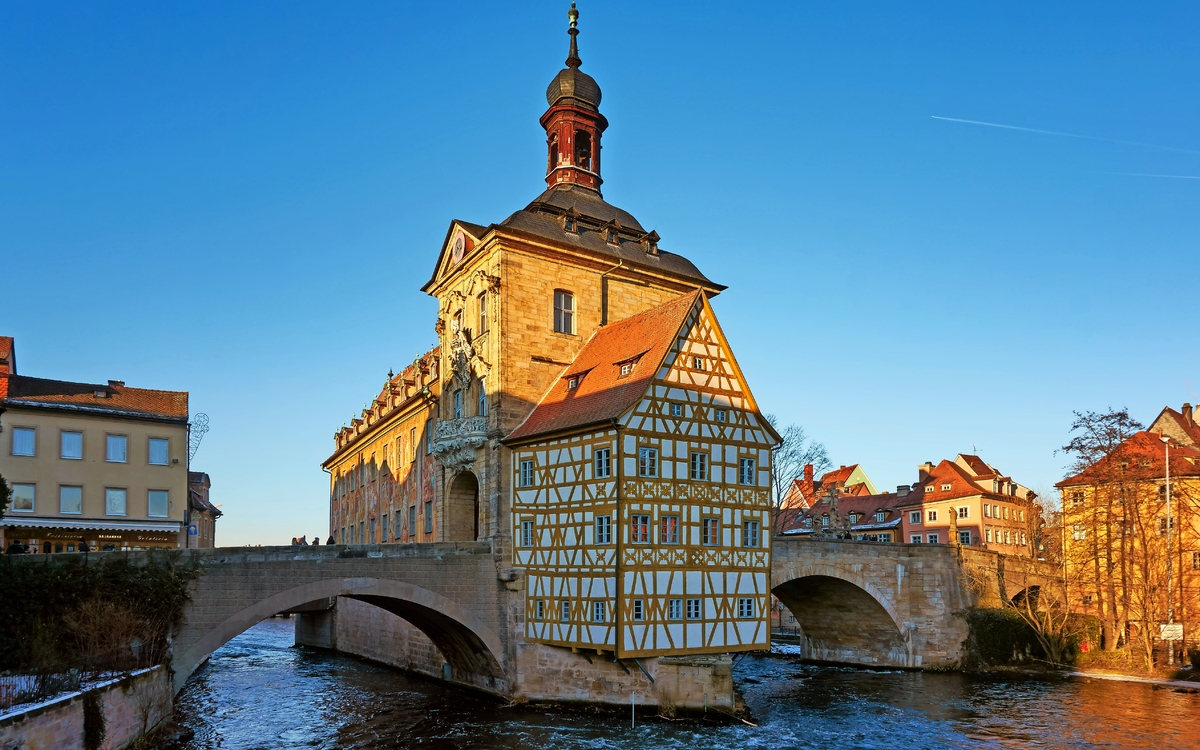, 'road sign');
1160,623,1183,641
